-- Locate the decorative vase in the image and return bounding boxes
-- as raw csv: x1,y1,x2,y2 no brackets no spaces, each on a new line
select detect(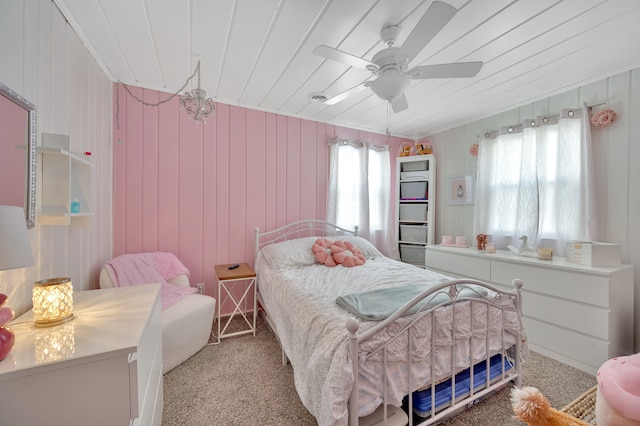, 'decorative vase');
0,294,16,361
0,326,14,361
